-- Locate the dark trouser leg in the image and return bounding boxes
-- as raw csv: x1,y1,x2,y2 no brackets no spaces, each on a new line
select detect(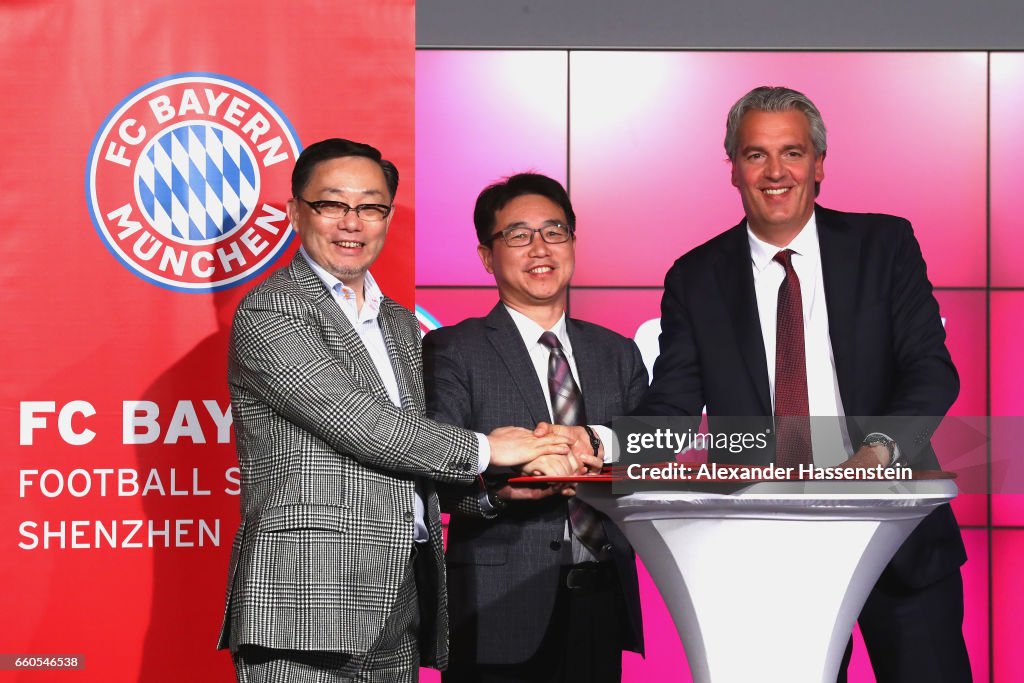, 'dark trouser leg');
836,569,971,683
443,561,623,683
